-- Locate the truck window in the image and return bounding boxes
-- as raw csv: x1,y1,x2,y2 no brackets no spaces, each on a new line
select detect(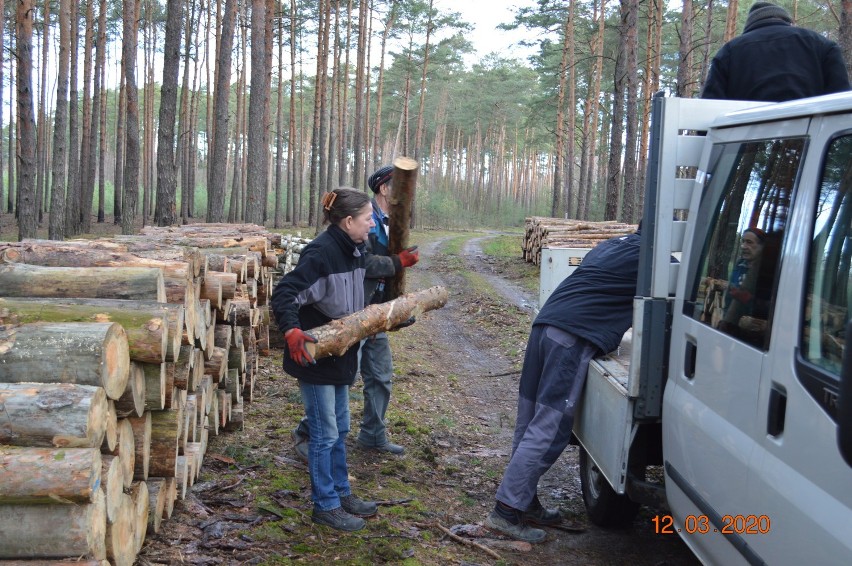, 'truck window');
799,134,852,418
687,138,804,350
